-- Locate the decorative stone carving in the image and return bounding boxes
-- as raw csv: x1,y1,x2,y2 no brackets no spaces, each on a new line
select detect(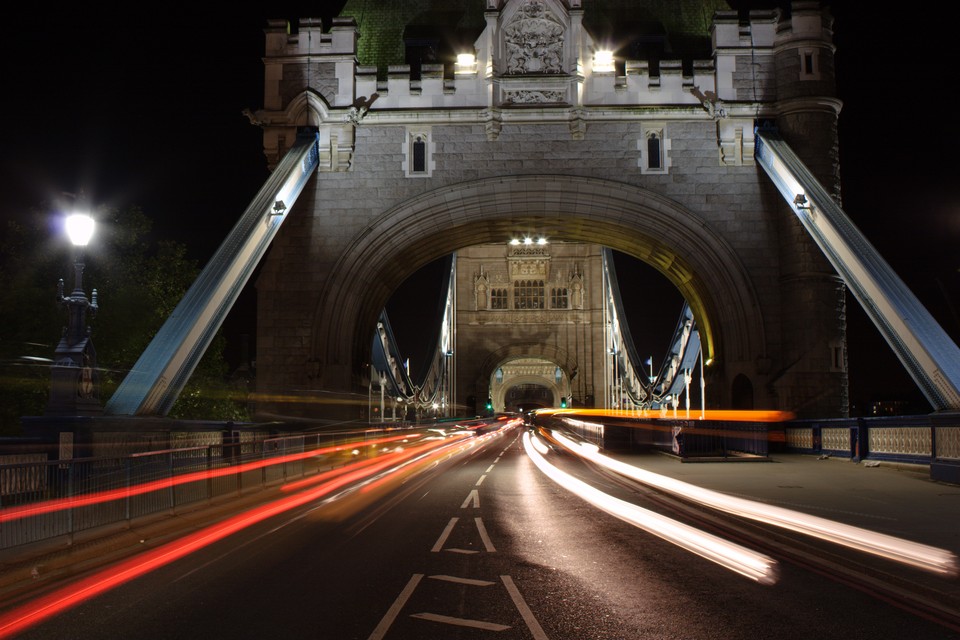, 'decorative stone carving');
504,90,565,104
570,266,584,309
475,267,489,310
691,86,726,120
485,118,502,141
510,259,547,278
503,0,565,75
